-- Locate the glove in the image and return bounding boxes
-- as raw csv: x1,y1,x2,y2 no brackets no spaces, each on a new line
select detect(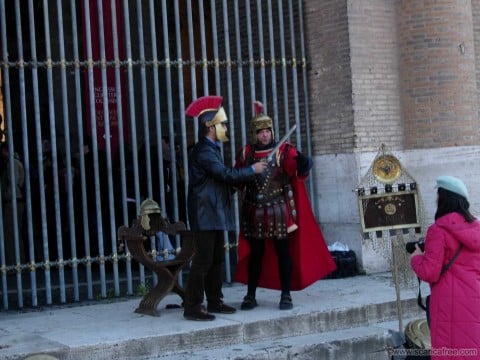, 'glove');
295,152,312,176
